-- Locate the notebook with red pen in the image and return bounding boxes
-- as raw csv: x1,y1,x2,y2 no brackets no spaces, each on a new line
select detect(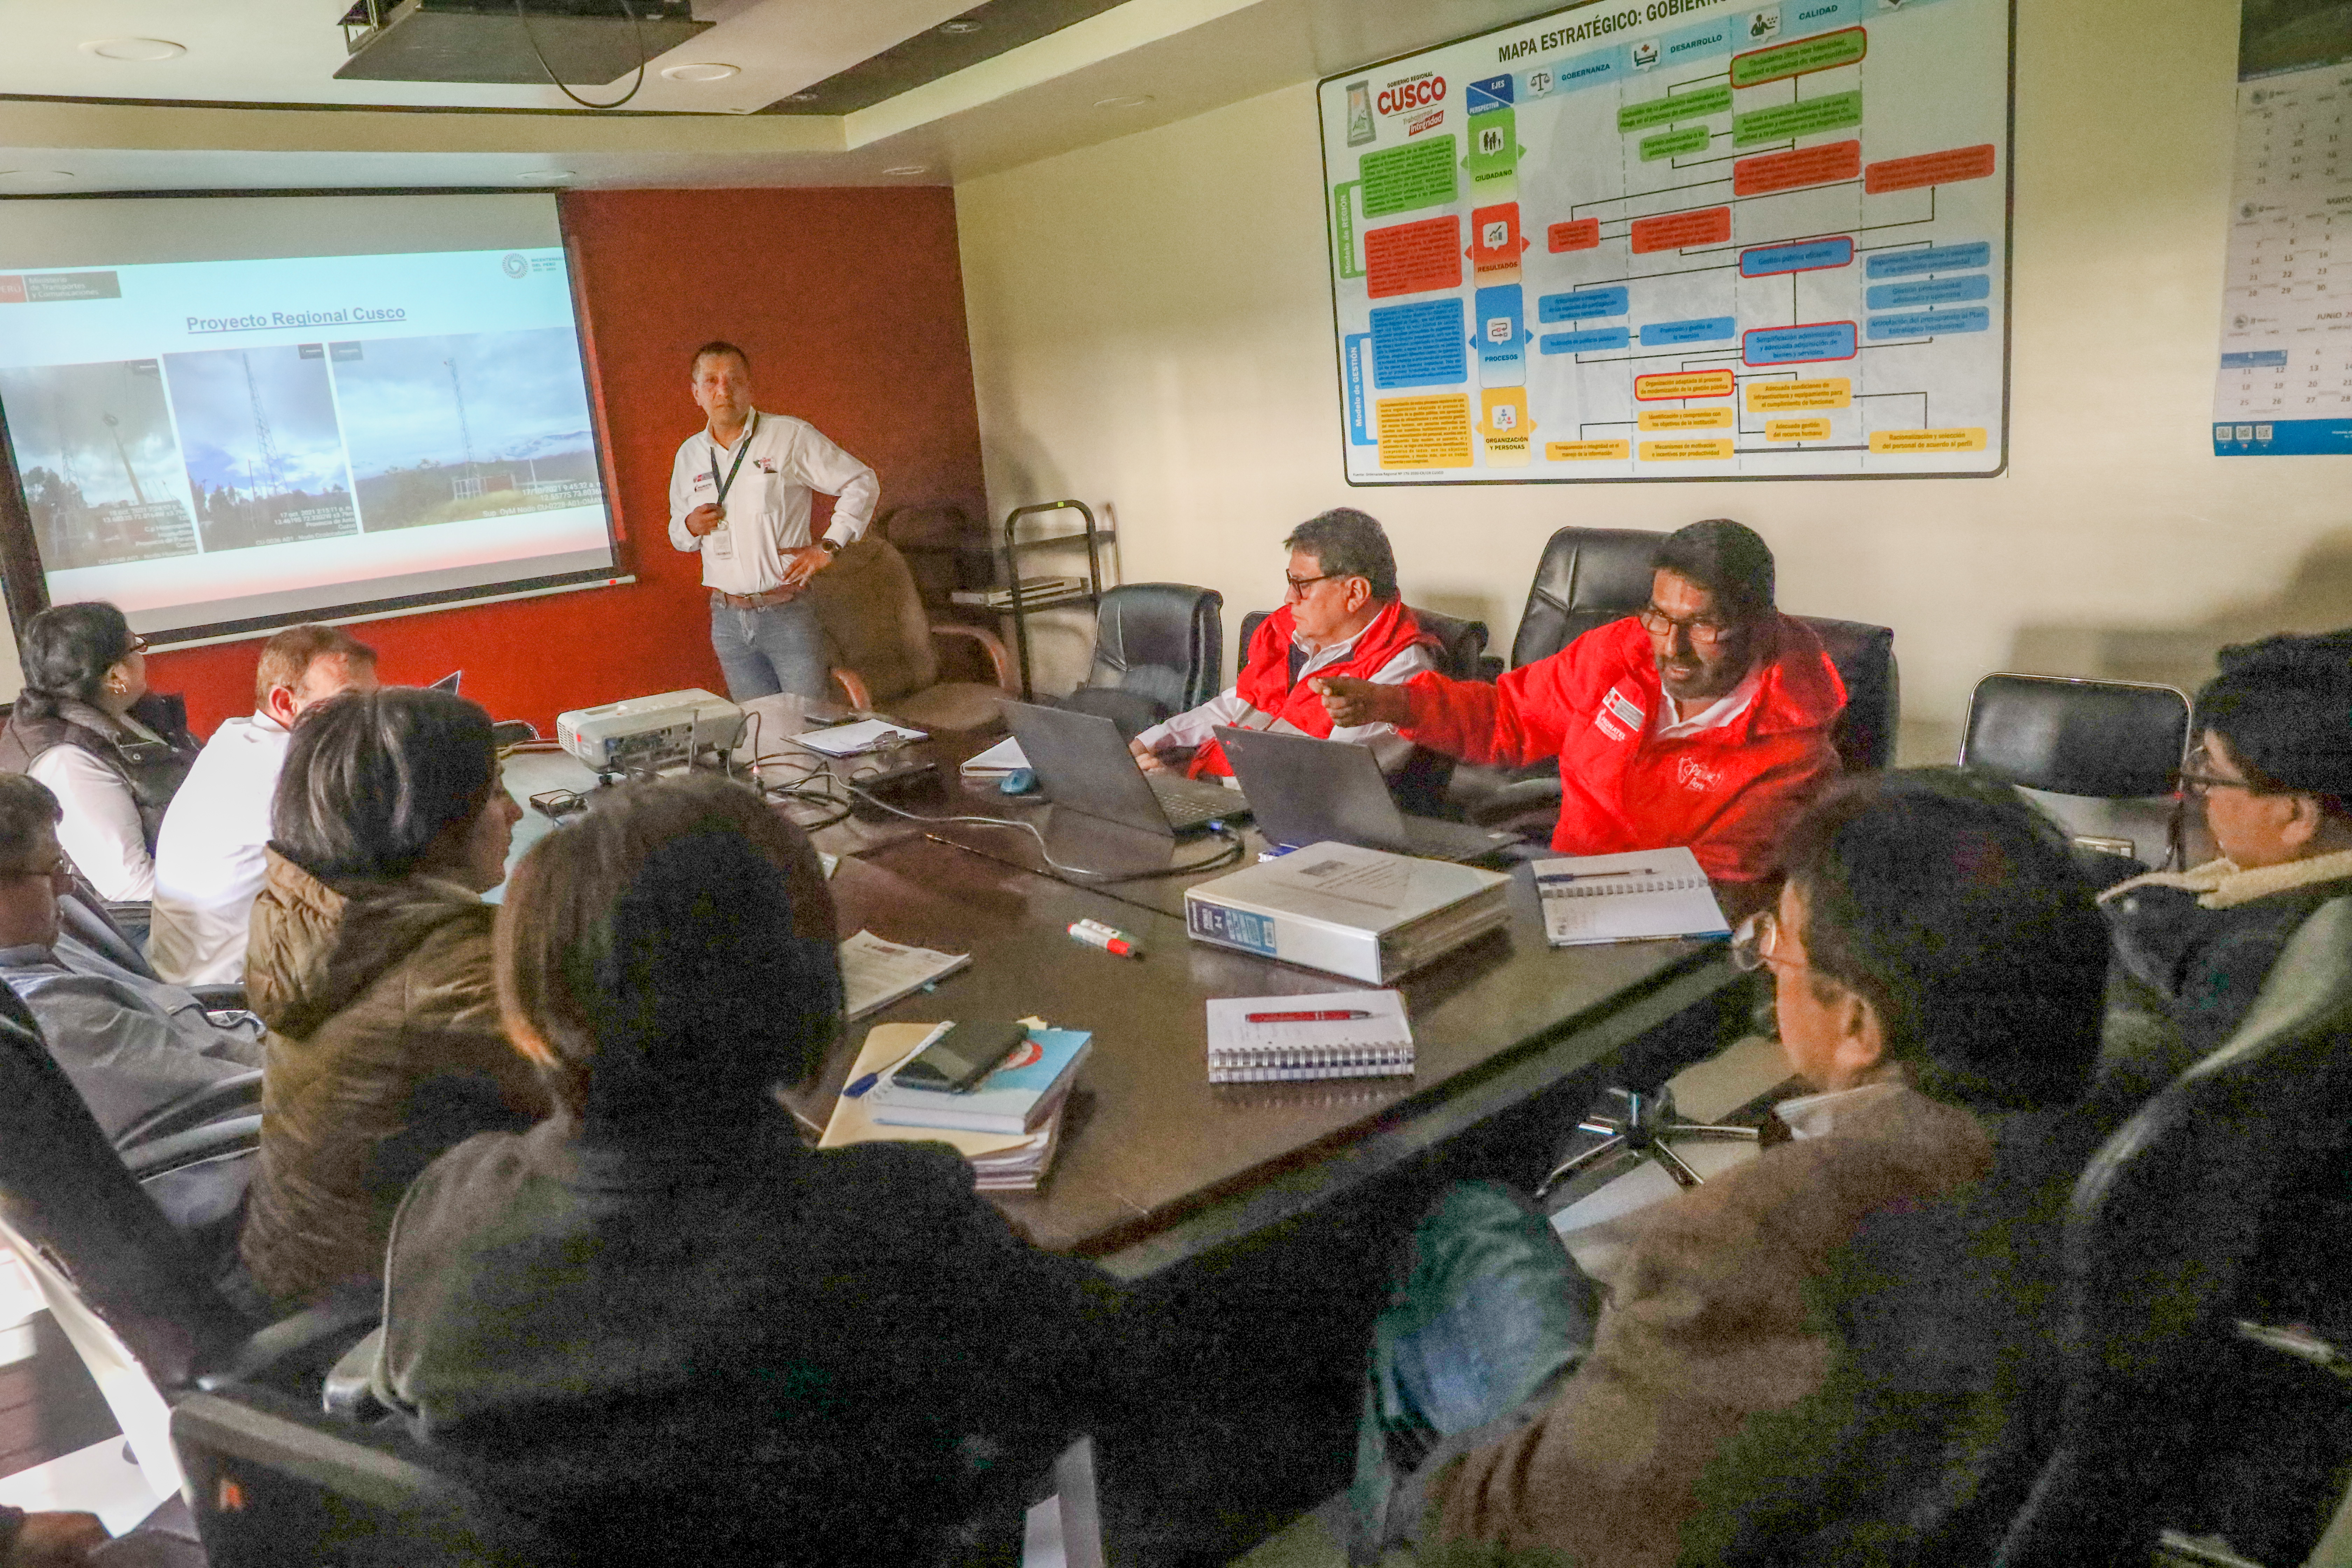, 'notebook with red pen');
1204,989,1413,1083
